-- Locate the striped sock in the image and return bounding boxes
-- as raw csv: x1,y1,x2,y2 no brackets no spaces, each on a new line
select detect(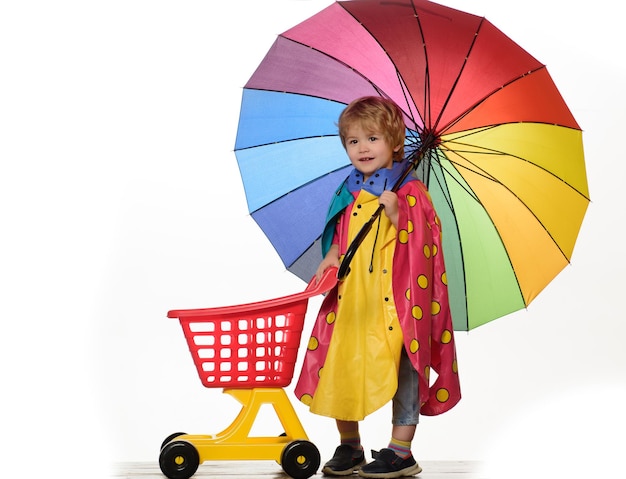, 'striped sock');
388,438,412,459
340,431,362,451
